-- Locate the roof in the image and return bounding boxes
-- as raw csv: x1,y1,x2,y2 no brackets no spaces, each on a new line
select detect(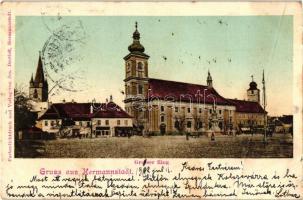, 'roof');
278,115,293,124
34,55,45,83
227,99,266,113
39,102,132,120
147,78,233,106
